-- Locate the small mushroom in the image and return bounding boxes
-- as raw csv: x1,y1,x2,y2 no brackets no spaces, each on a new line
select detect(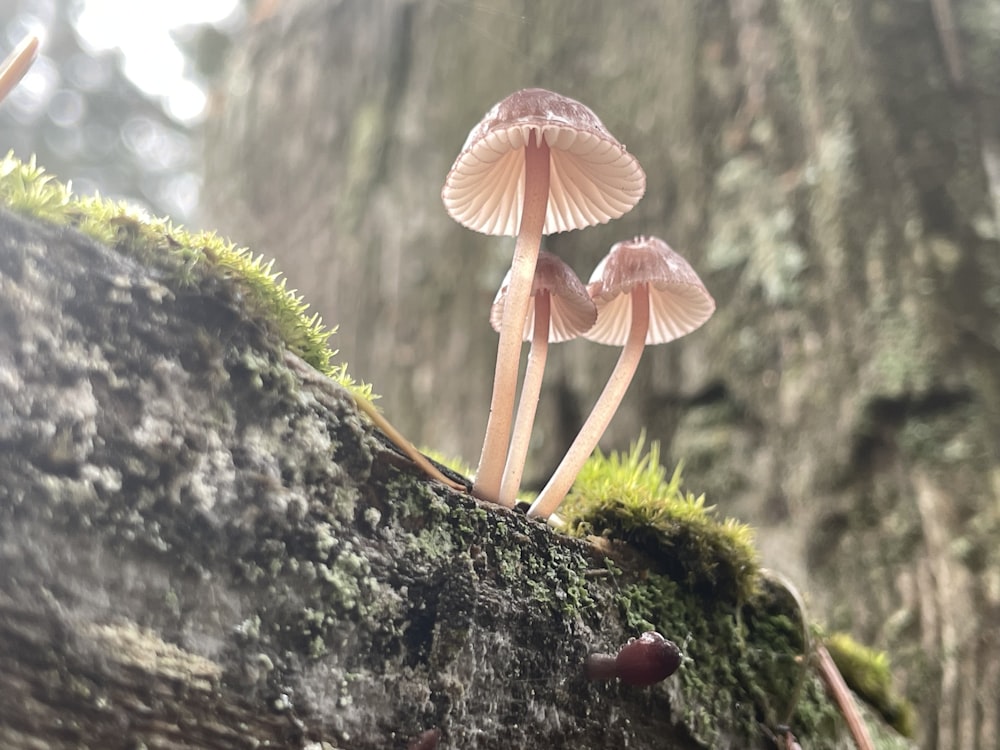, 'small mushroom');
527,236,715,519
442,88,645,503
489,250,596,507
585,631,682,687
0,35,39,104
